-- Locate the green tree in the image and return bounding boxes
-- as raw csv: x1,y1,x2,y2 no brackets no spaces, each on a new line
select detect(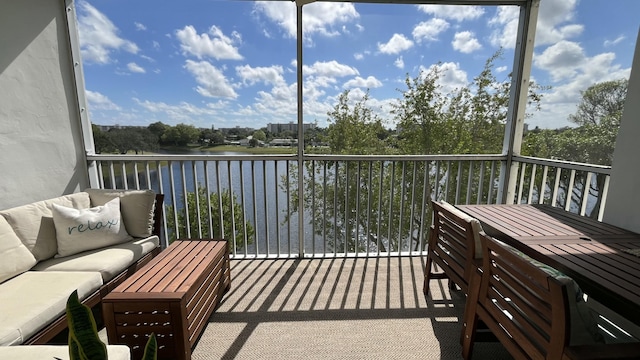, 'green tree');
289,90,425,253
166,186,255,250
326,90,388,155
108,127,158,154
148,121,170,145
567,79,627,166
522,79,627,217
92,124,115,154
162,123,200,146
210,130,225,145
252,130,266,142
288,51,546,254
